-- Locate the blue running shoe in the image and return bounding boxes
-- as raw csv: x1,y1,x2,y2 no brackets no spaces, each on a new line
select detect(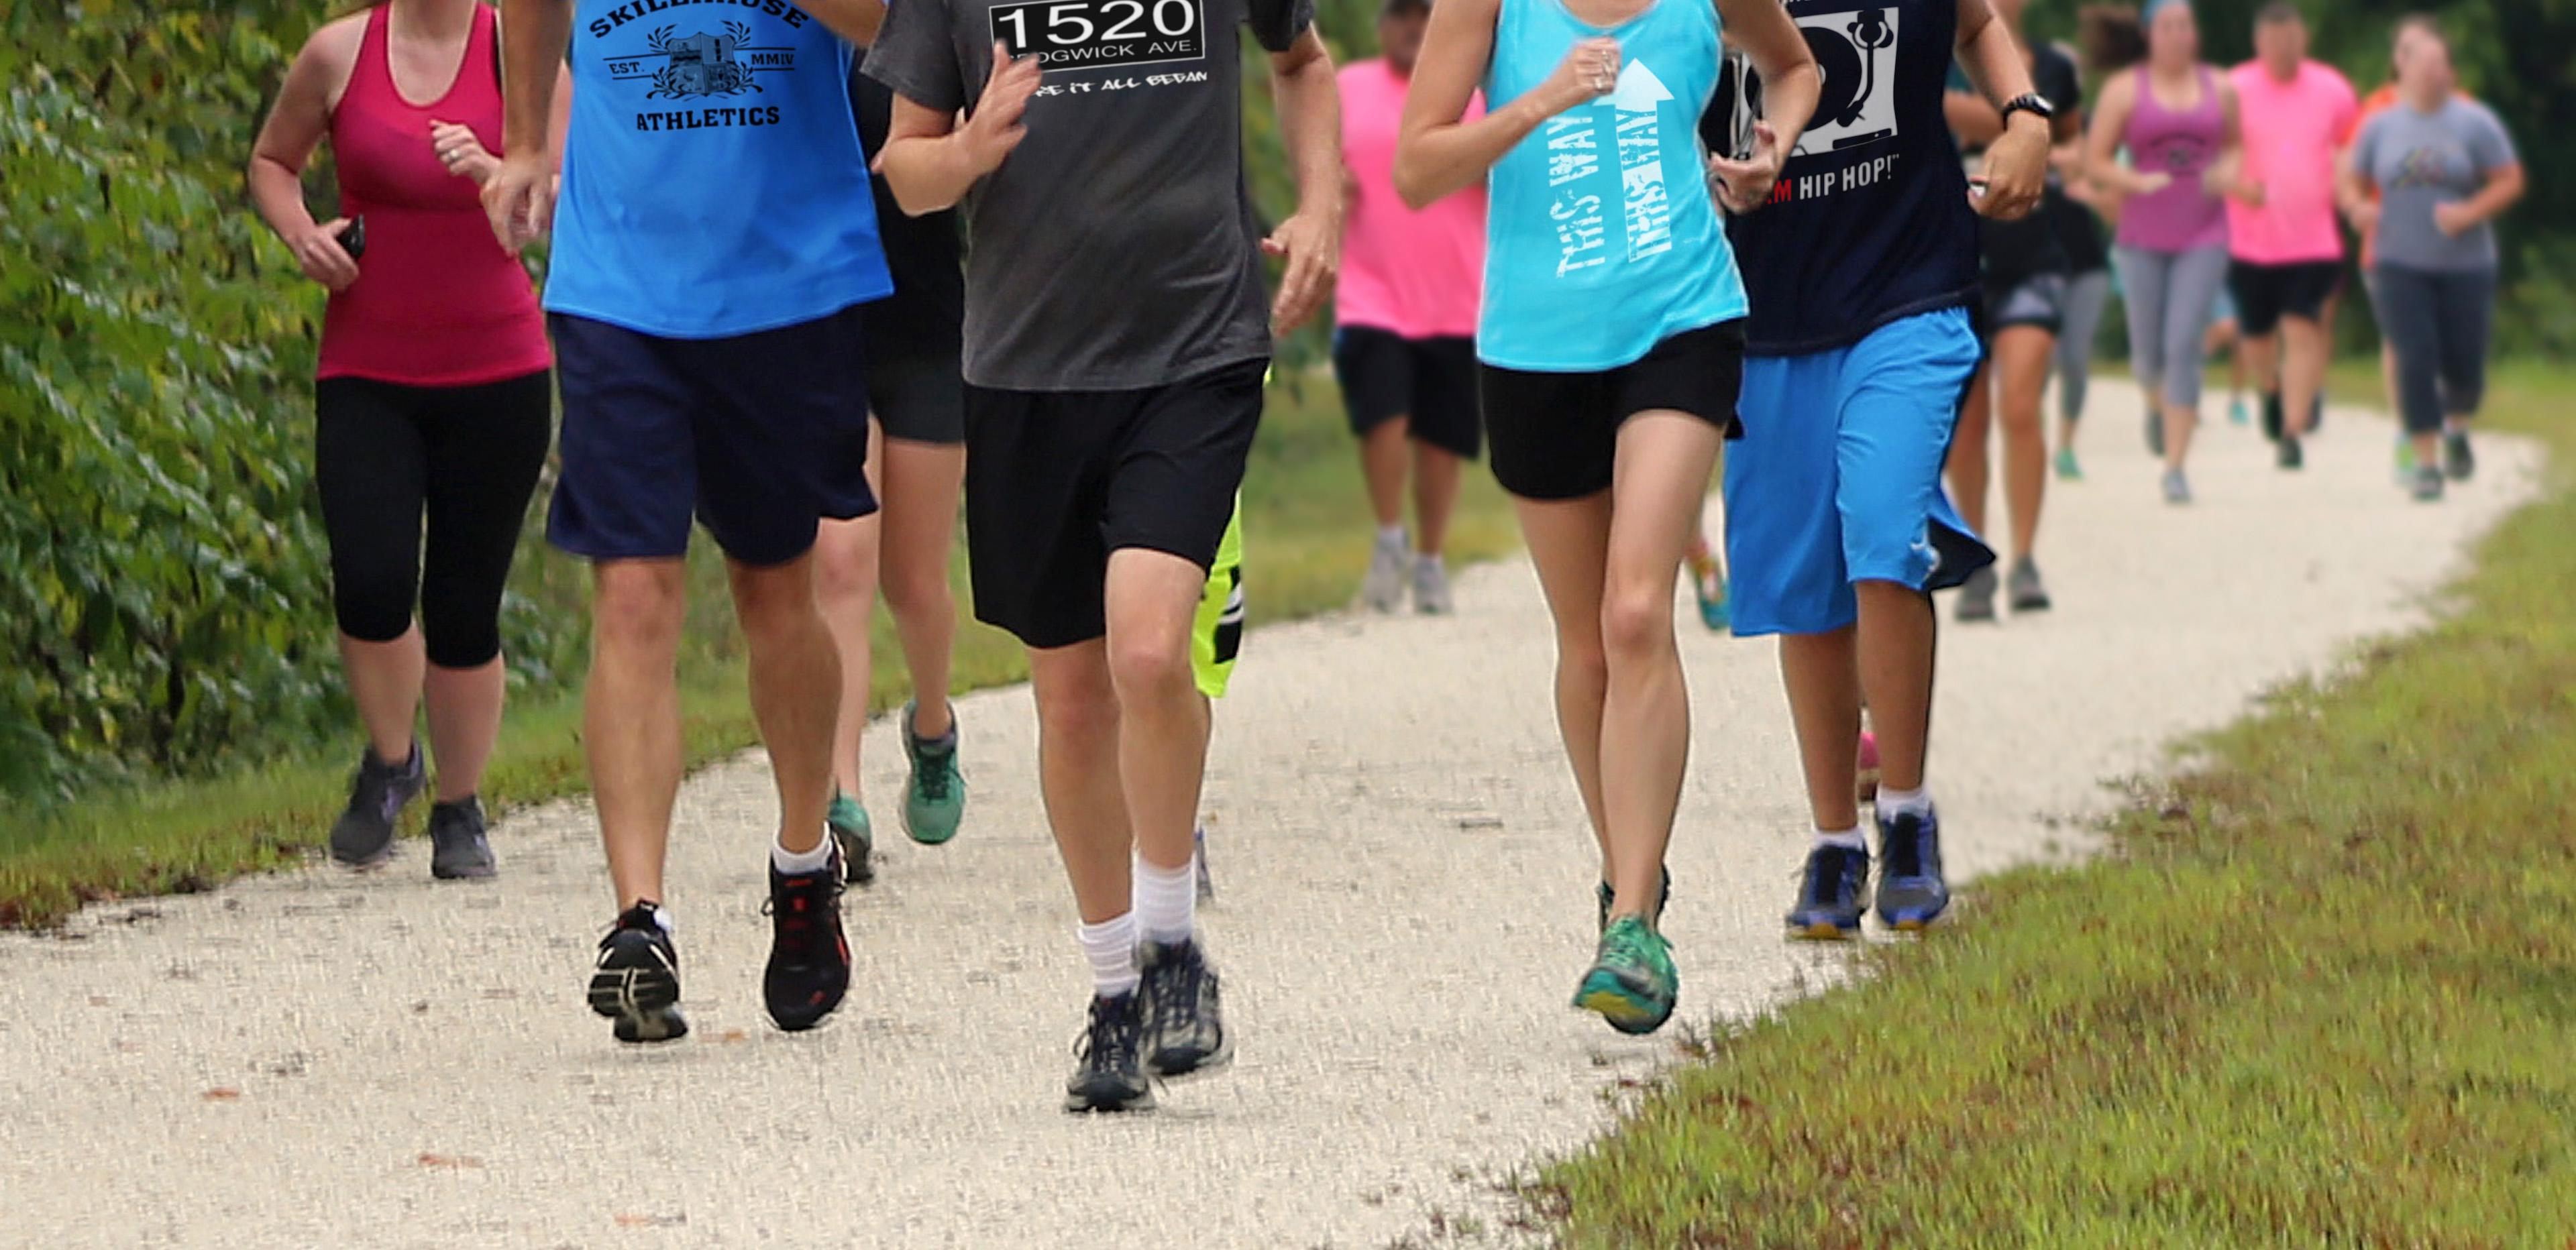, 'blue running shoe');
1786,843,1871,940
1874,808,1950,930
